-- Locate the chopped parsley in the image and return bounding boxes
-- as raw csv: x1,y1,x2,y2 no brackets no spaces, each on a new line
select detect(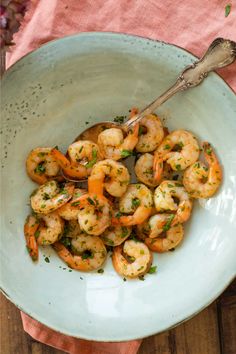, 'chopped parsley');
35,162,46,174
44,257,50,263
163,214,175,232
206,148,212,155
175,164,181,171
164,144,171,150
131,198,141,208
114,115,126,124
121,149,133,158
148,265,157,274
225,4,231,17
82,250,93,260
34,230,40,238
85,148,97,168
121,226,129,238
60,237,71,248
97,269,104,274
138,126,145,136
138,275,145,281
87,197,95,205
